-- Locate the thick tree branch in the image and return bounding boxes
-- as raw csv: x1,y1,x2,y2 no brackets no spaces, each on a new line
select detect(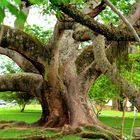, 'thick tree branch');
127,0,140,26
0,73,43,96
104,0,140,44
0,25,51,72
76,41,127,96
72,0,140,42
58,21,75,30
59,1,105,41
87,0,106,18
76,40,128,75
50,2,140,41
58,1,105,22
72,27,92,41
0,47,39,74
93,34,140,110
75,0,139,78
